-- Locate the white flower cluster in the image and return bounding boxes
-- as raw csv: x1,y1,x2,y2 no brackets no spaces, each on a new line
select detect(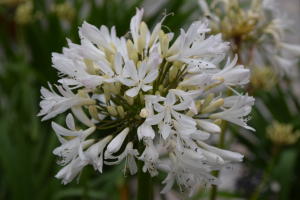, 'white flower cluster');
38,8,255,196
